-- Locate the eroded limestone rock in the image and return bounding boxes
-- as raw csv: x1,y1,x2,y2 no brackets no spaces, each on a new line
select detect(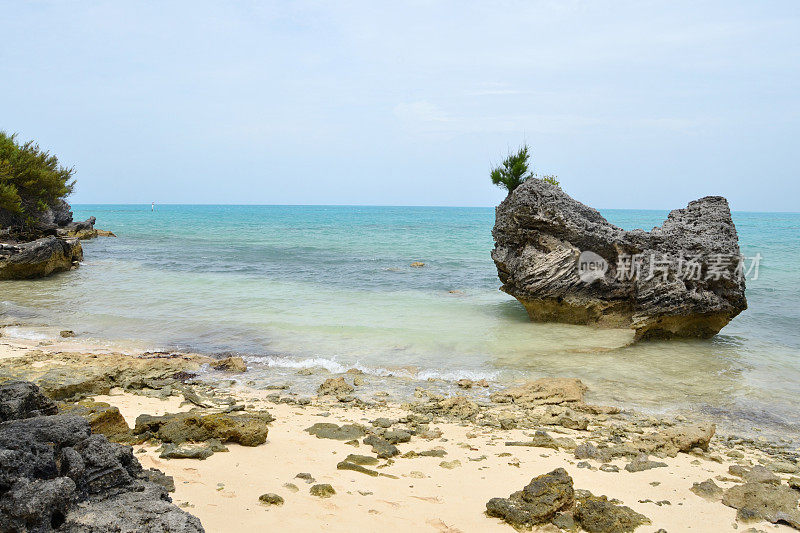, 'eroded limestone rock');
492,179,747,339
